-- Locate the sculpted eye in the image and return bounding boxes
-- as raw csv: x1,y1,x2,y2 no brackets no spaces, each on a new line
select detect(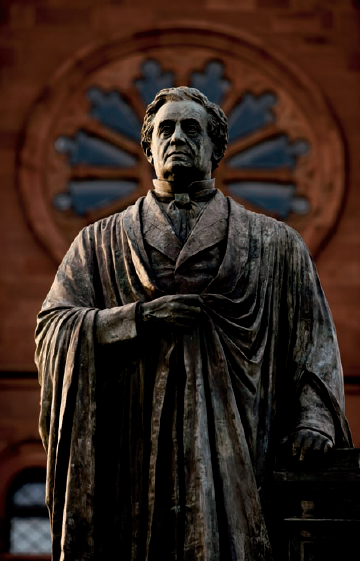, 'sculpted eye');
160,125,172,137
185,124,199,135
